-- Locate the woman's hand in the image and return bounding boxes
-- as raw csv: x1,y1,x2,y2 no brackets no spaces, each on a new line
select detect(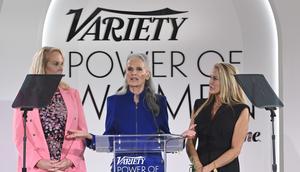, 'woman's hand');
202,163,216,172
182,124,197,139
35,159,59,171
202,166,210,172
194,165,203,172
52,158,73,171
66,129,92,140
